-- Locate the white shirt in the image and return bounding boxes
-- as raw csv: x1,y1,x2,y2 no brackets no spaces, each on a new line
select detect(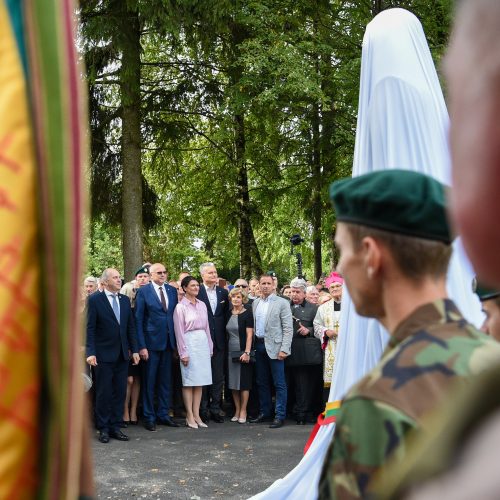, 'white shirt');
105,290,120,315
204,284,217,314
152,282,169,310
255,294,273,338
